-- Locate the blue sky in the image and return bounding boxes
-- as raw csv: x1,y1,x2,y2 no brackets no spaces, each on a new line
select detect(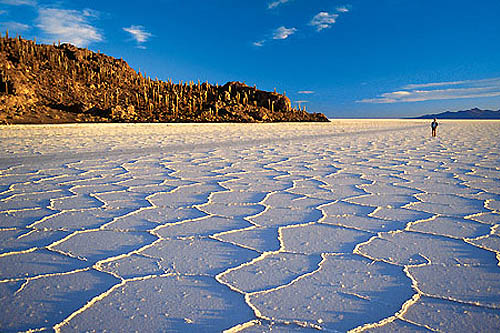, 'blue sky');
1,0,500,118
